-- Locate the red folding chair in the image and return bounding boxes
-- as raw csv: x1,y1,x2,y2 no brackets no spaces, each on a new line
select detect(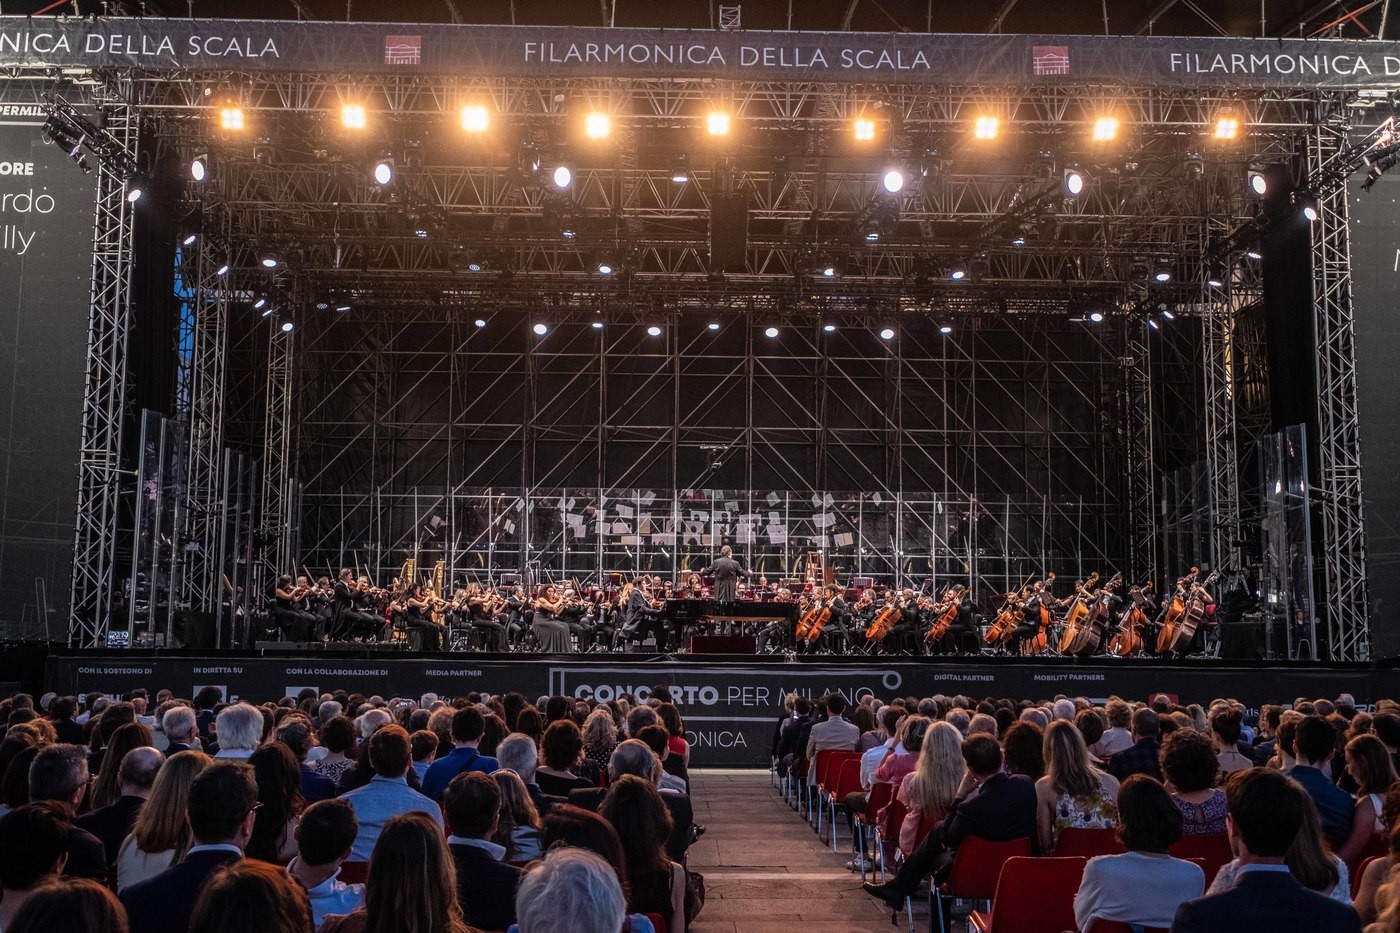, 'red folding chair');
856,780,894,883
814,750,859,835
1053,827,1126,859
645,912,668,933
809,749,841,824
1349,832,1389,875
1167,834,1232,888
1355,854,1384,900
931,836,1034,933
824,757,864,851
968,855,1086,933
